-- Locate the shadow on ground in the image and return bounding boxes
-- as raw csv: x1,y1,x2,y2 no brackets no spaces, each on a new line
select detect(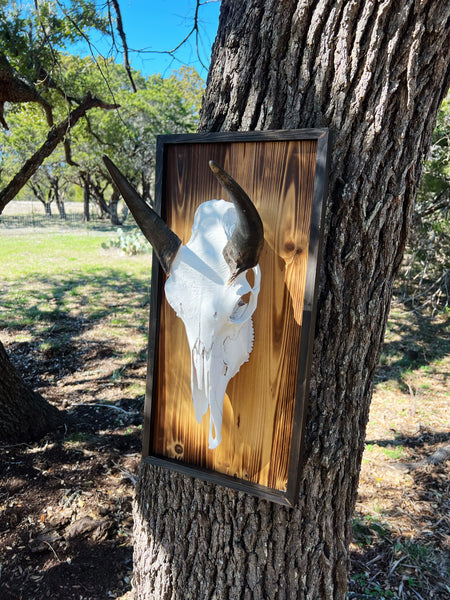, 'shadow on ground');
376,308,449,391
